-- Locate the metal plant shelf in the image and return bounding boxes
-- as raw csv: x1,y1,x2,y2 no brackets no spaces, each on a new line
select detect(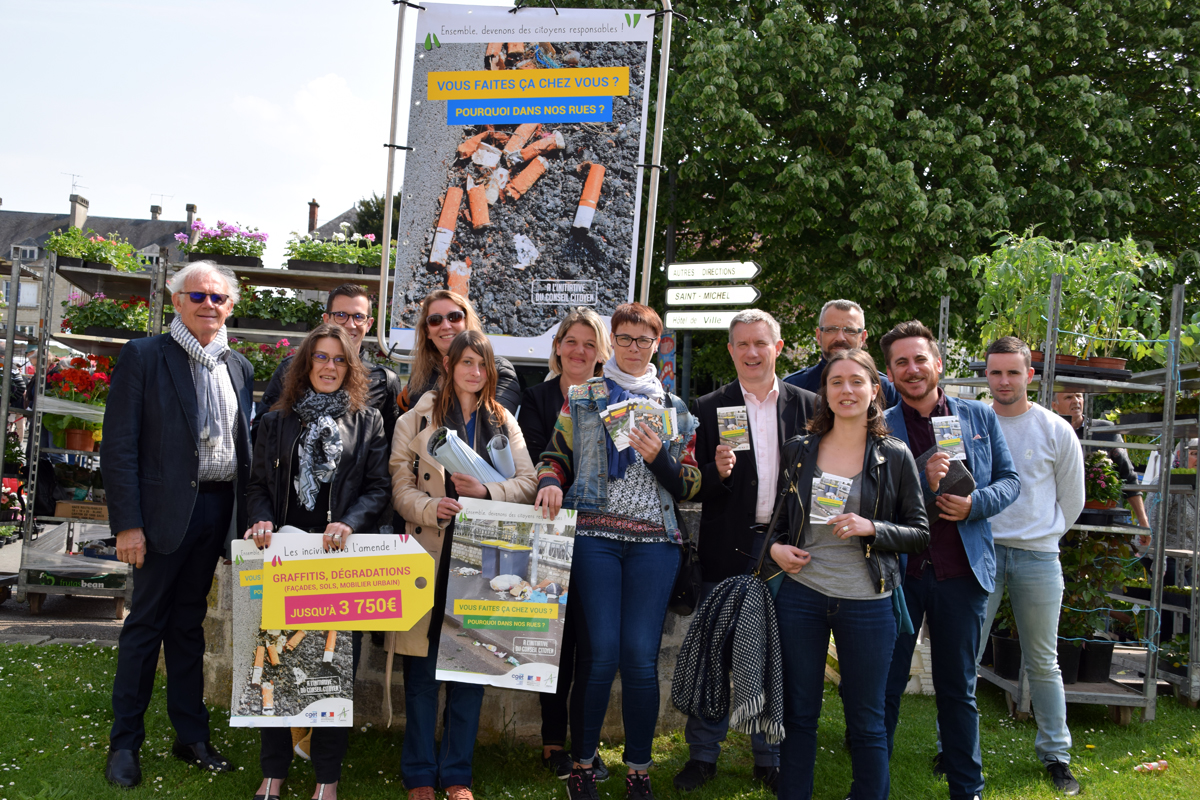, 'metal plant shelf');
56,265,155,302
